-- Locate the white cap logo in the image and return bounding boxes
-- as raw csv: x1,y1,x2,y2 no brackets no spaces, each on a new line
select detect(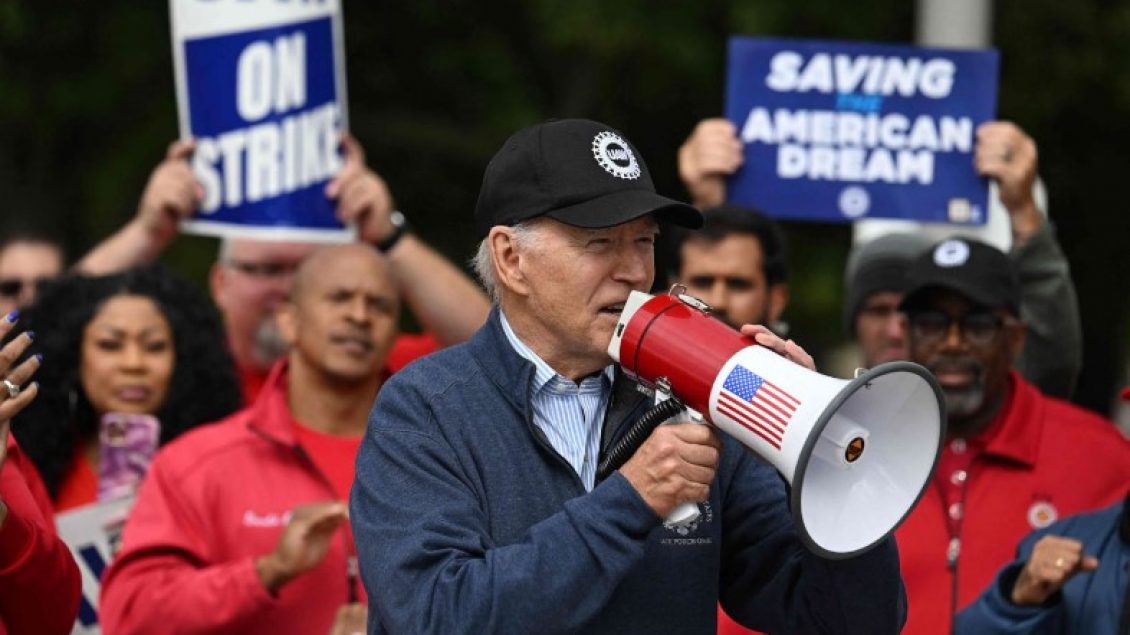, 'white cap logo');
933,239,971,268
592,131,641,180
